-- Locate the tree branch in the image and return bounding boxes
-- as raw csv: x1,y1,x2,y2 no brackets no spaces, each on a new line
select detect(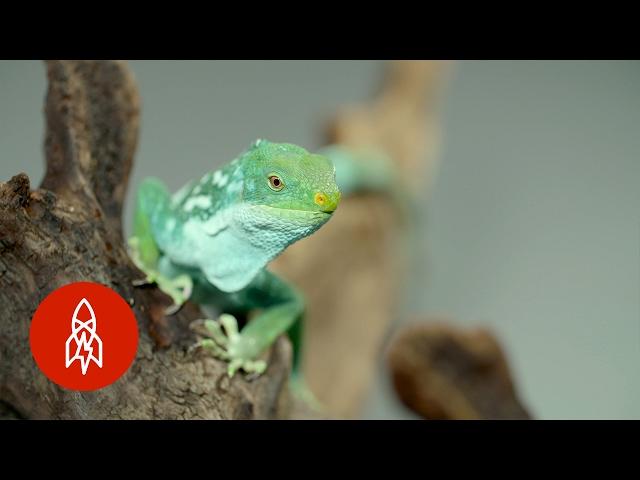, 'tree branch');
272,61,451,417
387,321,532,419
0,60,291,419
